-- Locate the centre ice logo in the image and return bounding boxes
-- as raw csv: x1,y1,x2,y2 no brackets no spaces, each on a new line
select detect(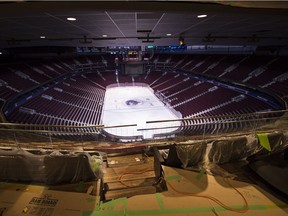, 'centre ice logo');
125,99,142,106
